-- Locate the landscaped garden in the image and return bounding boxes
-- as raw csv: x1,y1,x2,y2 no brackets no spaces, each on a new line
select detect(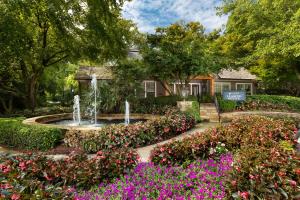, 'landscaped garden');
1,0,300,199
218,95,300,113
1,115,299,199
